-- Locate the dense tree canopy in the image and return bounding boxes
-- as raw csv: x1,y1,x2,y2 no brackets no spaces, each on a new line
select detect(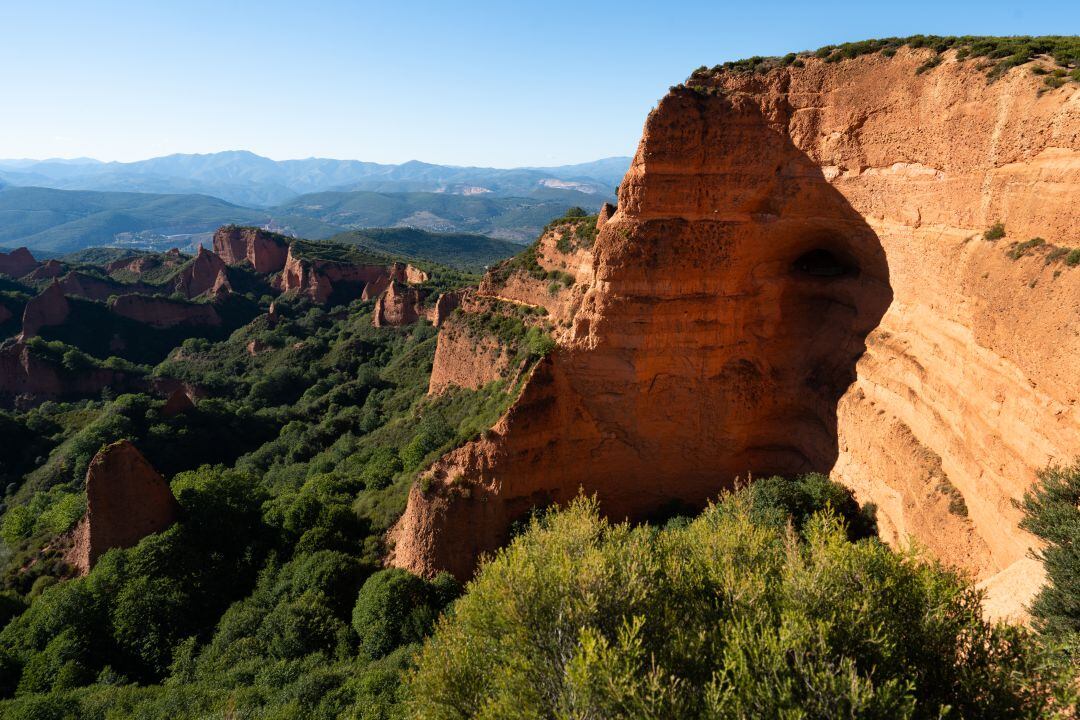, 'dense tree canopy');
408,492,1072,720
